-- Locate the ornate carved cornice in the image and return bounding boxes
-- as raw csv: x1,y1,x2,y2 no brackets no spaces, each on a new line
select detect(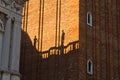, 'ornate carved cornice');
1,0,10,5
14,0,27,5
1,0,27,13
11,1,22,11
1,0,27,6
